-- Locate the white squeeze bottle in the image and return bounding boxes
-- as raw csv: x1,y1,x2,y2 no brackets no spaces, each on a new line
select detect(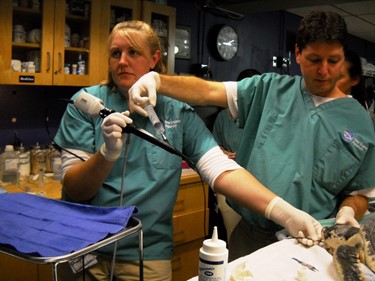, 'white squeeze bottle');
198,226,228,281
